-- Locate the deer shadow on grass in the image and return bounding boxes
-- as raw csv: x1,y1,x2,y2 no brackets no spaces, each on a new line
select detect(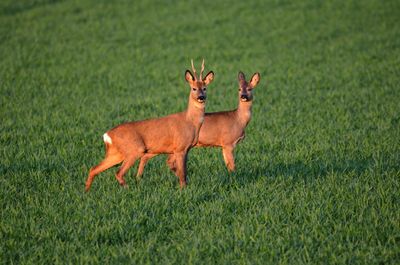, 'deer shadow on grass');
223,153,396,188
